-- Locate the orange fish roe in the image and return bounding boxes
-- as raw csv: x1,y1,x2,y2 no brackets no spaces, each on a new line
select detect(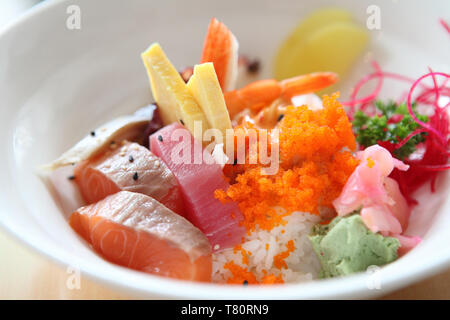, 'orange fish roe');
216,93,358,232
273,240,296,270
224,262,258,284
261,274,284,284
217,94,358,284
224,261,284,285
233,245,250,265
279,93,356,165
